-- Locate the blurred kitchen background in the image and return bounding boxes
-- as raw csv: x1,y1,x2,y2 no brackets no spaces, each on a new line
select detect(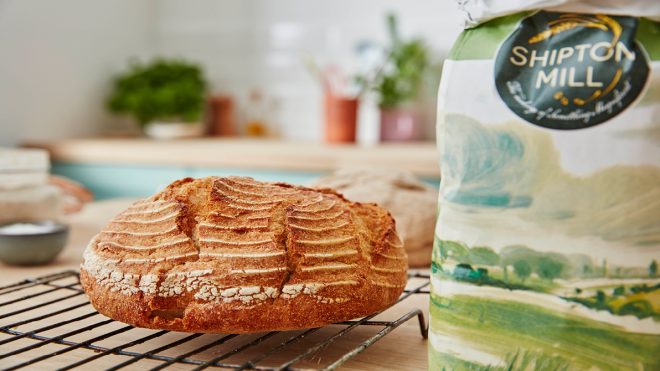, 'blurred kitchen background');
1,0,462,194
1,0,461,144
0,0,463,268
